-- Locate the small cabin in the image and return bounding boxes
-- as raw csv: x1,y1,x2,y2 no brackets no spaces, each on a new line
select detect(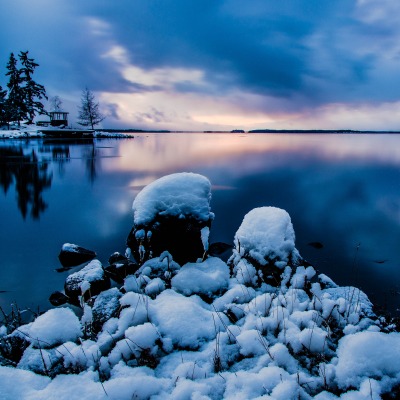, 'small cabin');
49,111,69,127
